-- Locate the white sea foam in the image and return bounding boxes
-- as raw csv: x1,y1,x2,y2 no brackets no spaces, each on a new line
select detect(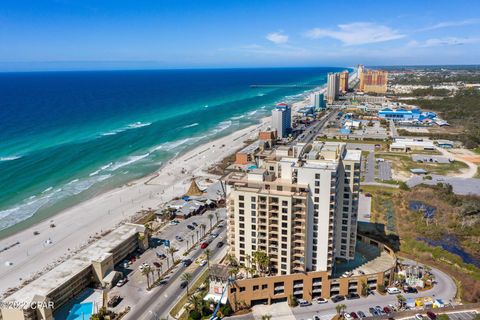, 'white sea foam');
0,155,22,162
152,135,206,153
230,115,245,120
247,110,257,116
204,105,209,108
0,174,111,231
101,121,151,137
109,153,150,171
182,123,199,129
